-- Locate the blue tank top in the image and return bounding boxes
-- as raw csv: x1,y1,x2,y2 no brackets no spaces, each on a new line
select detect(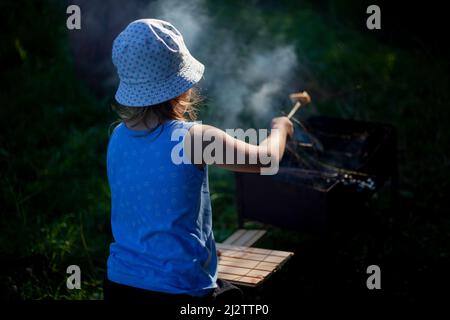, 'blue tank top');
106,120,217,296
